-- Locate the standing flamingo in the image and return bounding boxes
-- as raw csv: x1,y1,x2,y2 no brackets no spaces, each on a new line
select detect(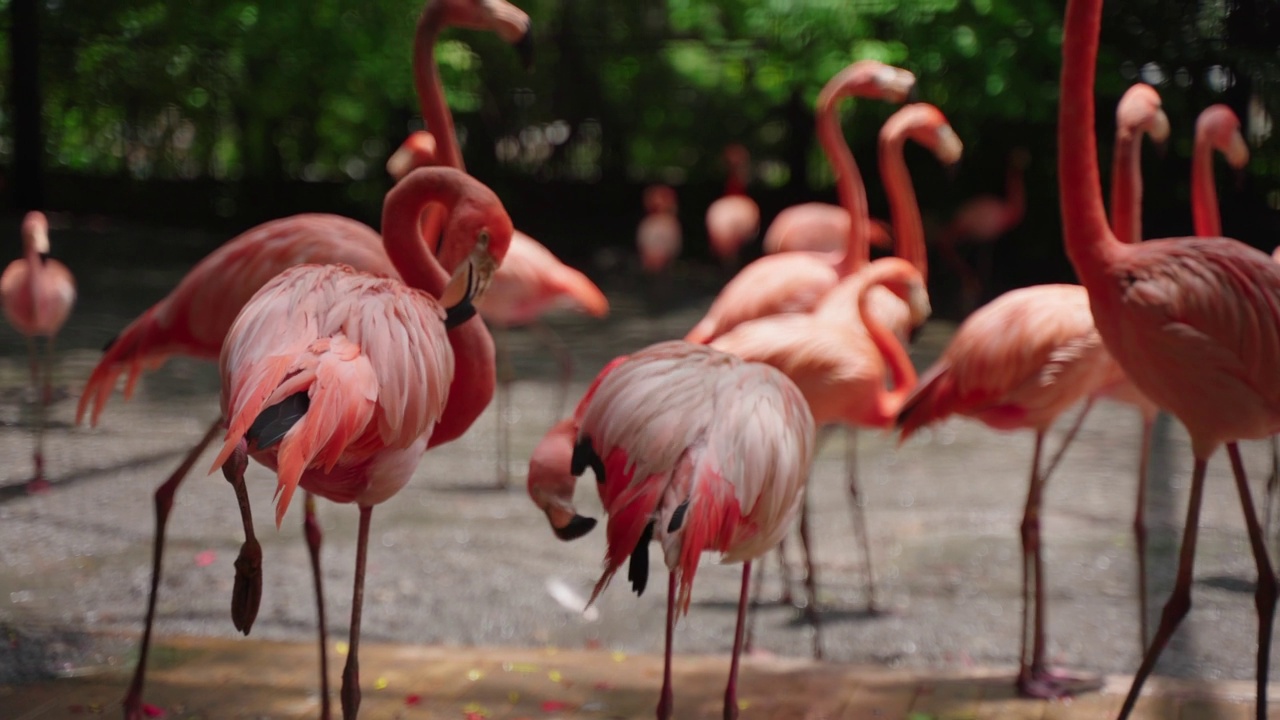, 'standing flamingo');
938,147,1029,311
705,145,760,267
1,211,76,491
528,340,816,720
636,184,682,273
710,257,929,657
213,166,512,720
684,60,916,344
386,131,609,489
1058,0,1279,716
80,1,533,715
